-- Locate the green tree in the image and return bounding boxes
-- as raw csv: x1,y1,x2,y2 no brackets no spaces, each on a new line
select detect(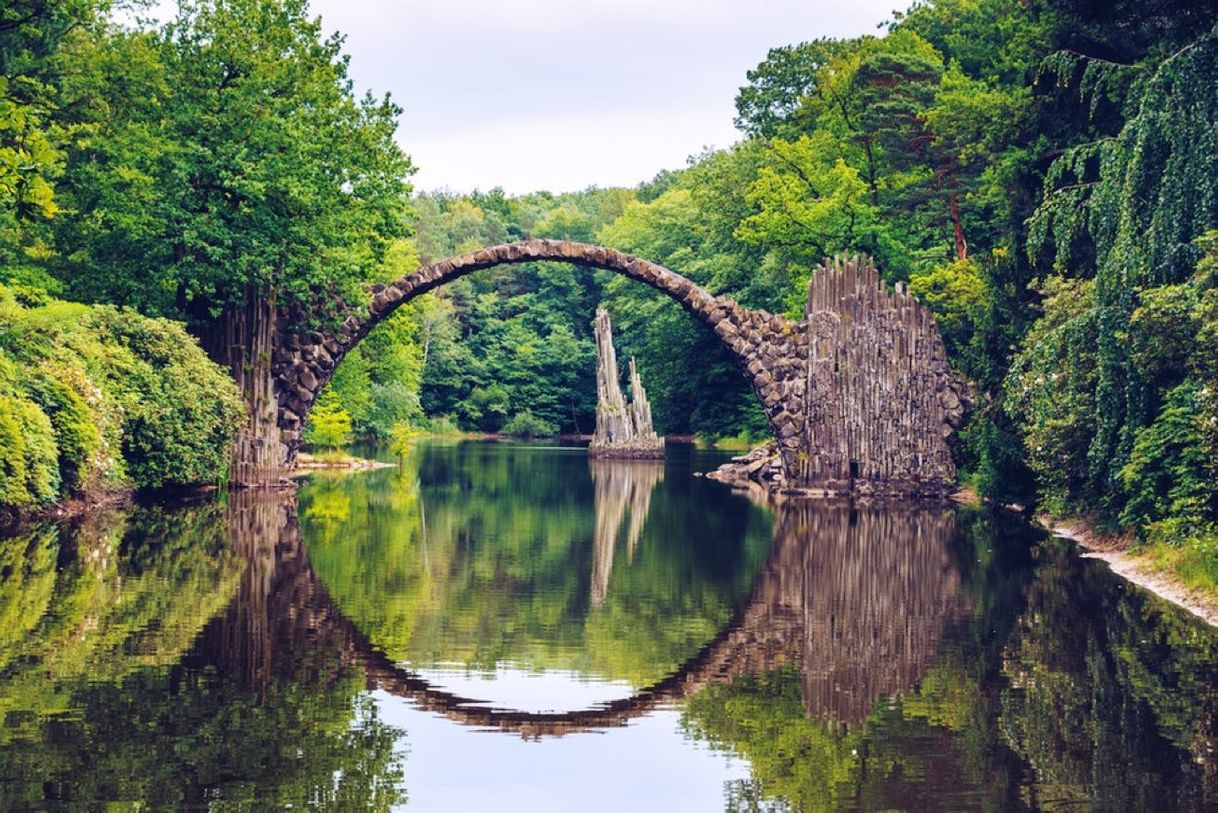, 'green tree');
46,0,412,477
0,0,103,288
304,389,352,451
1025,26,1218,525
